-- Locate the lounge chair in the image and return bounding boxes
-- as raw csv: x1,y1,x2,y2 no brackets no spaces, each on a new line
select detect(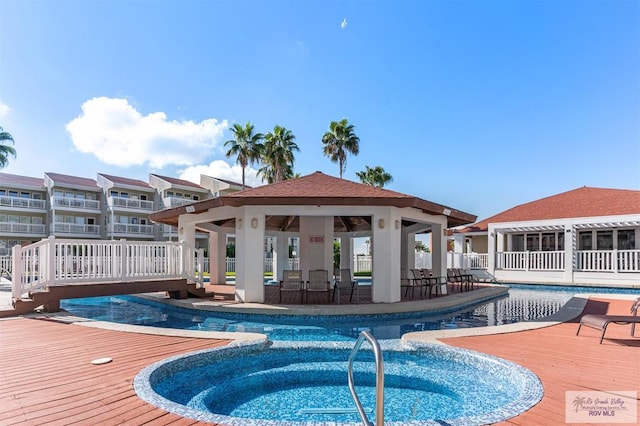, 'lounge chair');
279,269,304,303
332,268,359,304
576,297,640,344
306,269,331,303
